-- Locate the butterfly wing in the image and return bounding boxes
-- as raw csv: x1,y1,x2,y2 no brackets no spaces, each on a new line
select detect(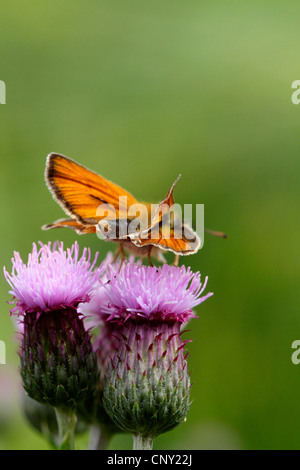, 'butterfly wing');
147,174,180,227
129,174,201,255
131,223,200,255
44,153,138,226
42,218,96,234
